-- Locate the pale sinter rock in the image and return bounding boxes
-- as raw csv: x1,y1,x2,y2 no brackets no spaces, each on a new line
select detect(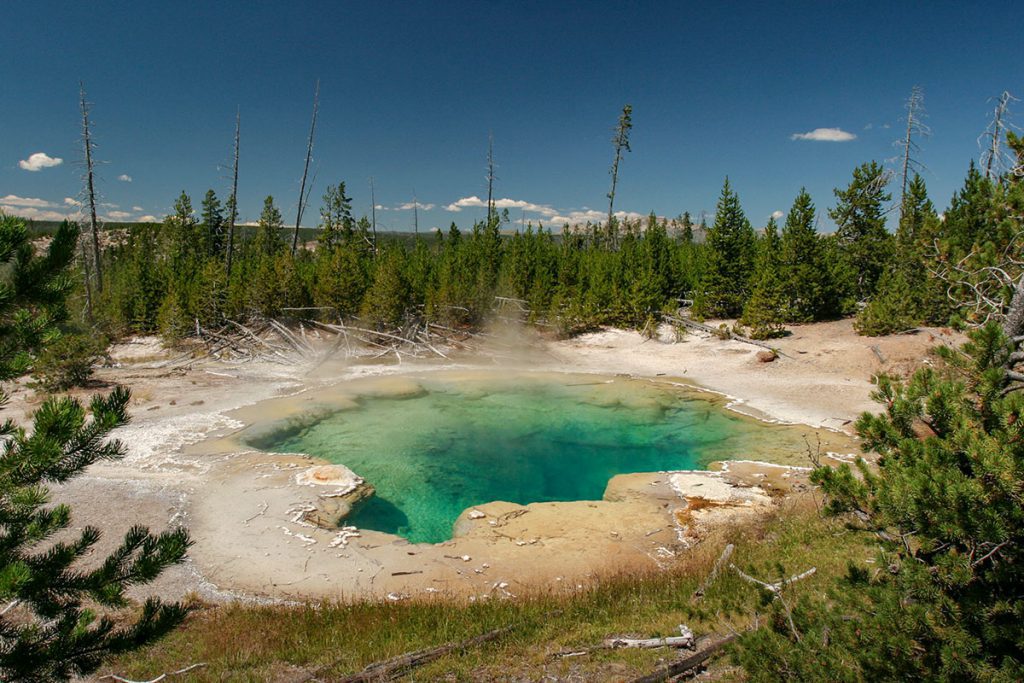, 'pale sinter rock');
295,464,375,527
